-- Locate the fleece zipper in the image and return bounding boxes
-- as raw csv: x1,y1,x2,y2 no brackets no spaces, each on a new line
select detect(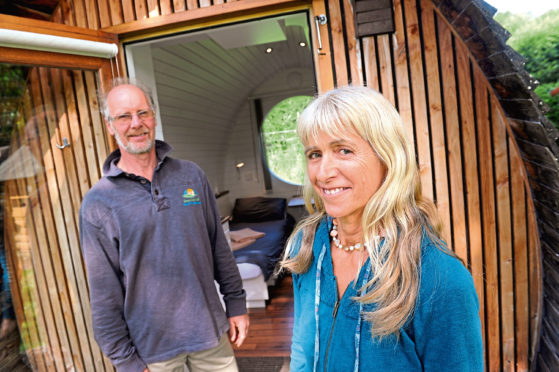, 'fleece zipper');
324,298,341,372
